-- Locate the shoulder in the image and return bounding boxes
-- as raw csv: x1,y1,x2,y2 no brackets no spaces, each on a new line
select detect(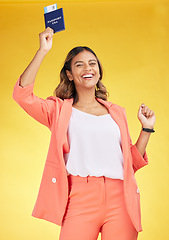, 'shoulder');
46,95,63,103
111,103,125,111
43,96,64,114
46,96,73,104
97,98,126,115
45,96,74,111
108,101,126,113
46,96,72,108
108,101,128,120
